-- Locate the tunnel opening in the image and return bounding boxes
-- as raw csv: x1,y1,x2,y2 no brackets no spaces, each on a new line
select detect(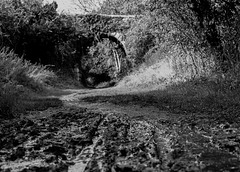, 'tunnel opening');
80,34,127,88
